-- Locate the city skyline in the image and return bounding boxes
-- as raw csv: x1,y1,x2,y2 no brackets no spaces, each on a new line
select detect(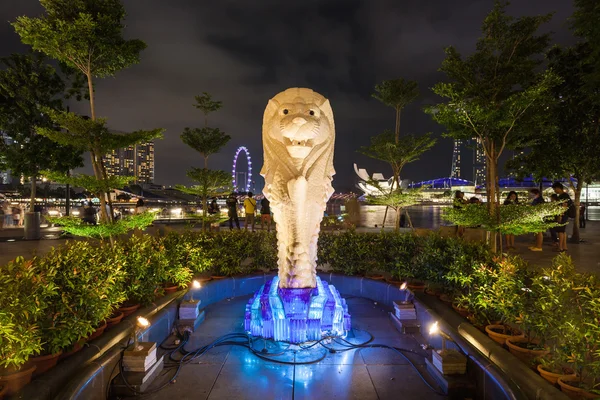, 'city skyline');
103,141,155,185
0,1,576,190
